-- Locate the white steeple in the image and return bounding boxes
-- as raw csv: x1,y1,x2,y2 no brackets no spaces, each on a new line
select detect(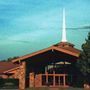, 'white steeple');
61,8,67,42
